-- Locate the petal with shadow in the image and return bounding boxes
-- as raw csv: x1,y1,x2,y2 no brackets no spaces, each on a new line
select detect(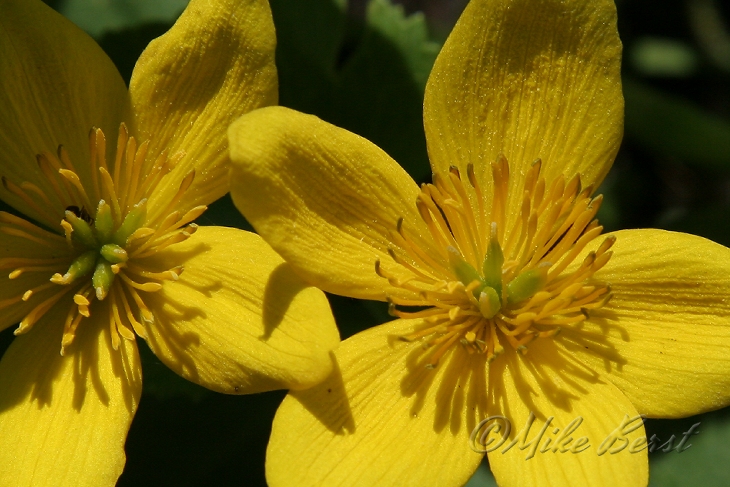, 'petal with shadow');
143,226,339,394
0,298,141,487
